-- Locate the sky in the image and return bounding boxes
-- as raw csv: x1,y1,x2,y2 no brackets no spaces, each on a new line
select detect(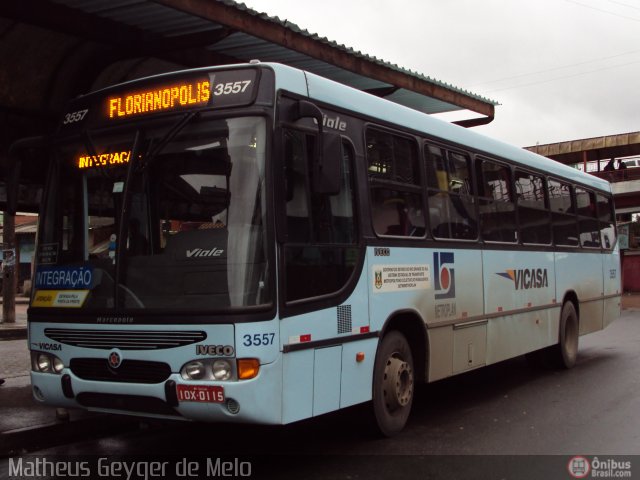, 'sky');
241,0,640,148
